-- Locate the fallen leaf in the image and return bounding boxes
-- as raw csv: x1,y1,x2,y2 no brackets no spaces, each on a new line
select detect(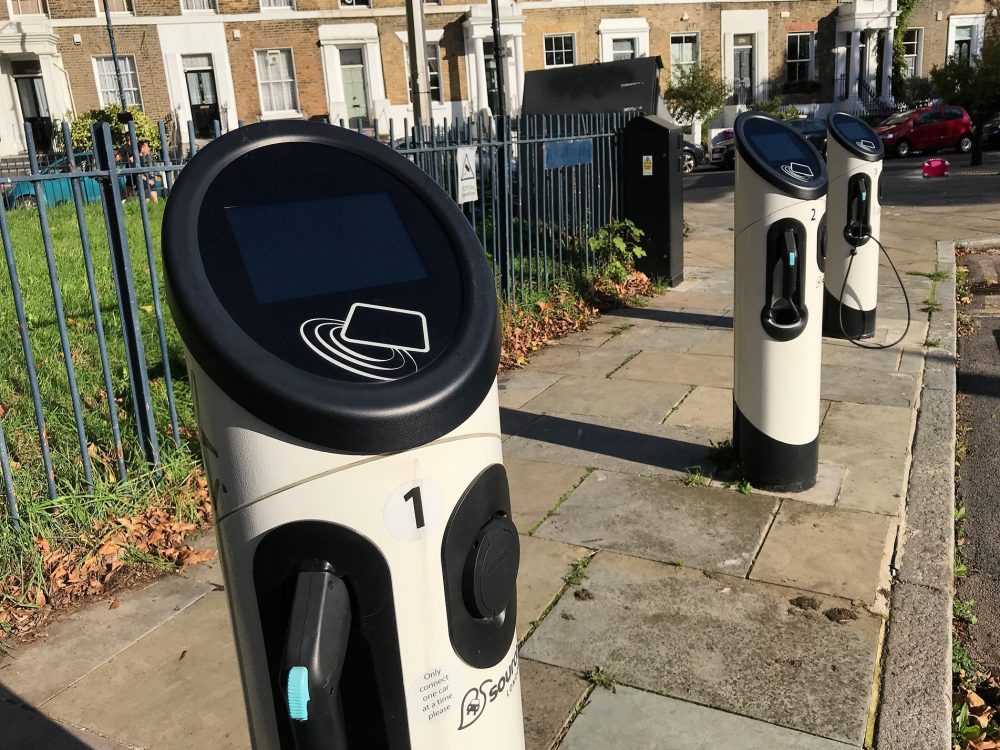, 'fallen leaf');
108,598,121,610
